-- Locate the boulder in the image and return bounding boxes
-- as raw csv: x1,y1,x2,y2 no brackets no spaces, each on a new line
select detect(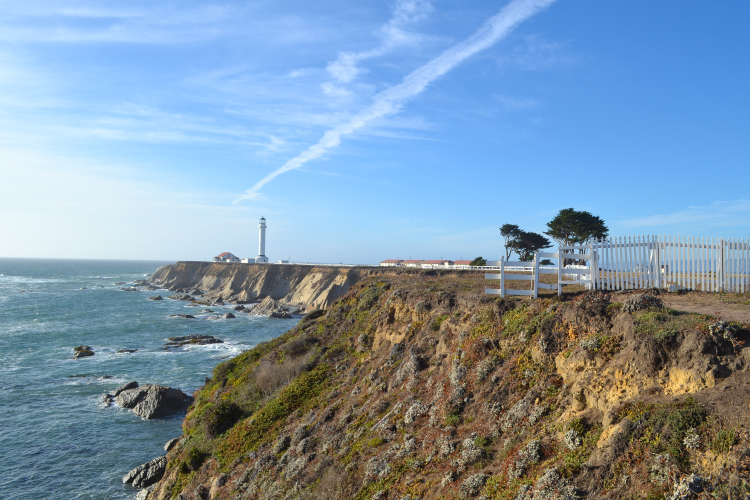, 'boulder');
251,297,294,319
101,394,114,407
148,295,163,301
167,294,193,301
232,305,245,311
115,384,193,419
114,282,126,285
164,438,179,452
121,287,139,292
223,312,236,319
169,314,195,319
122,455,167,488
118,349,138,353
114,381,138,397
